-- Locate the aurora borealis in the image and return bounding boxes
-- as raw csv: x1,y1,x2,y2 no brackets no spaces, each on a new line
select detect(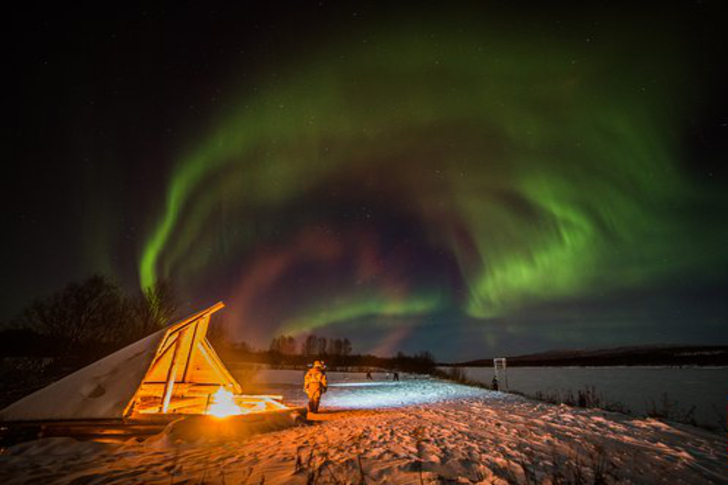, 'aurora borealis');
6,2,728,359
